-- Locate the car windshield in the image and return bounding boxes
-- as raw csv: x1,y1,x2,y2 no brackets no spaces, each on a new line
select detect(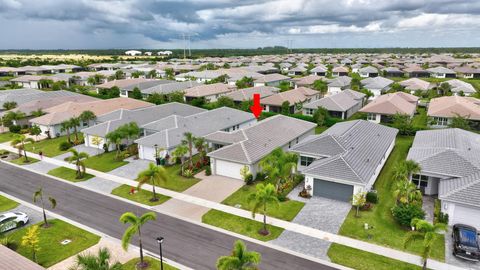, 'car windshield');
459,229,479,248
